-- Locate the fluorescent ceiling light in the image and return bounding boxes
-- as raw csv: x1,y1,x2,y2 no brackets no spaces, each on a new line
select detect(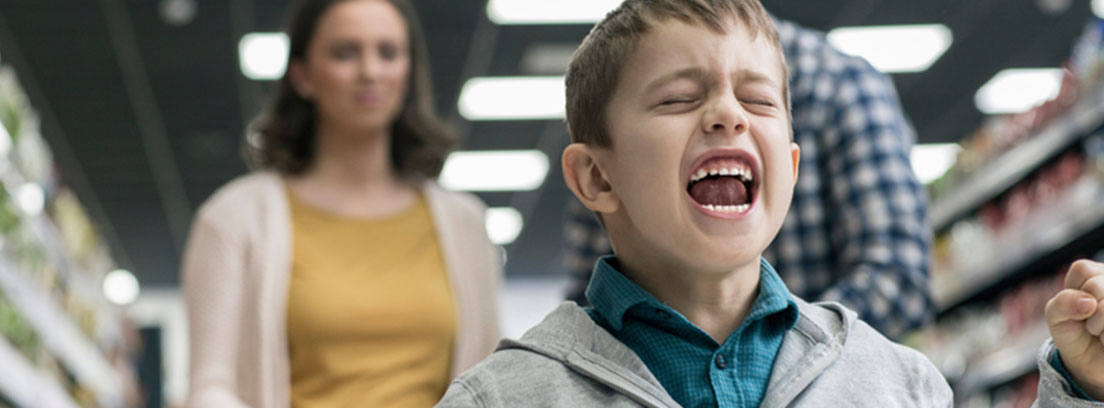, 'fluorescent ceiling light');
458,76,565,120
826,24,952,73
160,0,198,26
485,207,524,245
521,44,578,75
103,269,141,306
1094,0,1104,18
974,68,1062,115
239,32,288,80
440,150,549,191
910,143,961,184
487,0,621,24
